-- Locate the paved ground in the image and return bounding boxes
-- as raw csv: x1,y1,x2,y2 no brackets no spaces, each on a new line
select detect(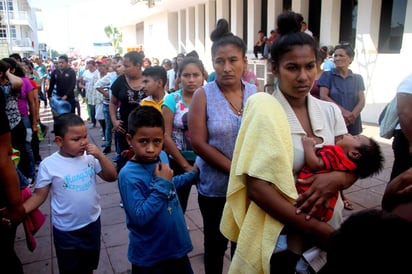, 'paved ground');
15,103,394,274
